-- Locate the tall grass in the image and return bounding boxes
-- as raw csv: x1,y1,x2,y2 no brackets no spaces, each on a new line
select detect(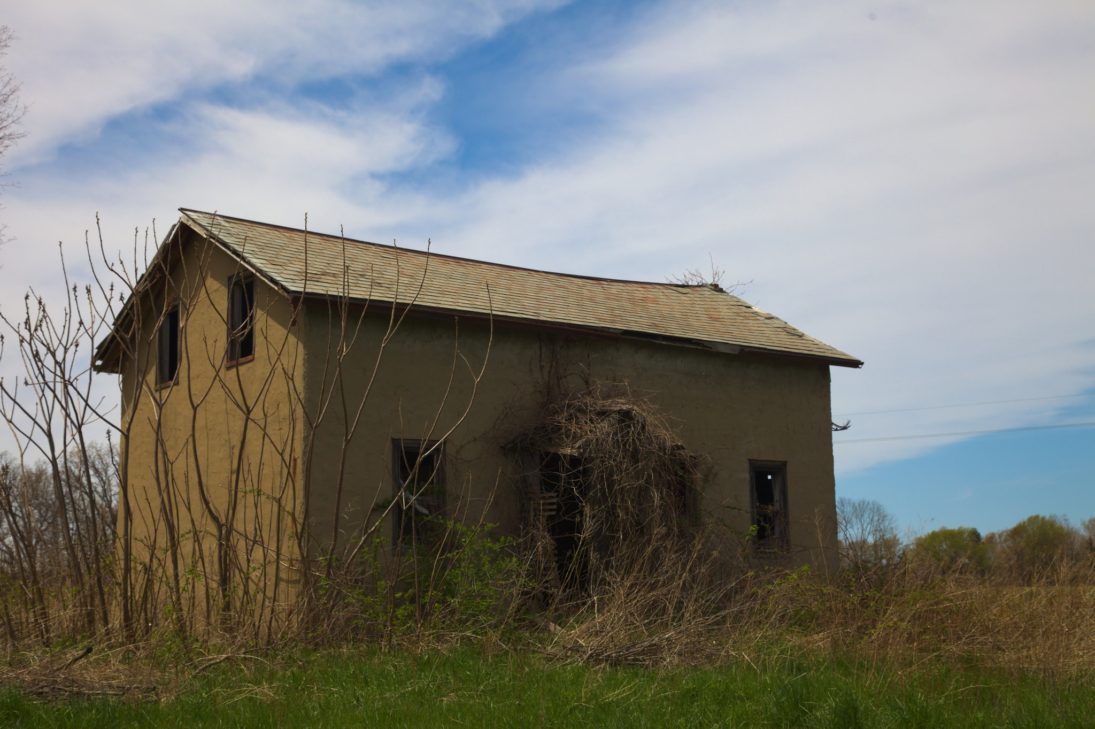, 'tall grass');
536,533,1095,674
1,648,1092,728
